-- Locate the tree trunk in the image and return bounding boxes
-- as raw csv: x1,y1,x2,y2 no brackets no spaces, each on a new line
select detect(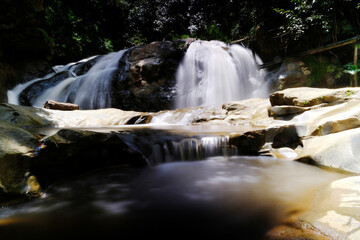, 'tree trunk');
355,43,358,87
44,100,79,111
